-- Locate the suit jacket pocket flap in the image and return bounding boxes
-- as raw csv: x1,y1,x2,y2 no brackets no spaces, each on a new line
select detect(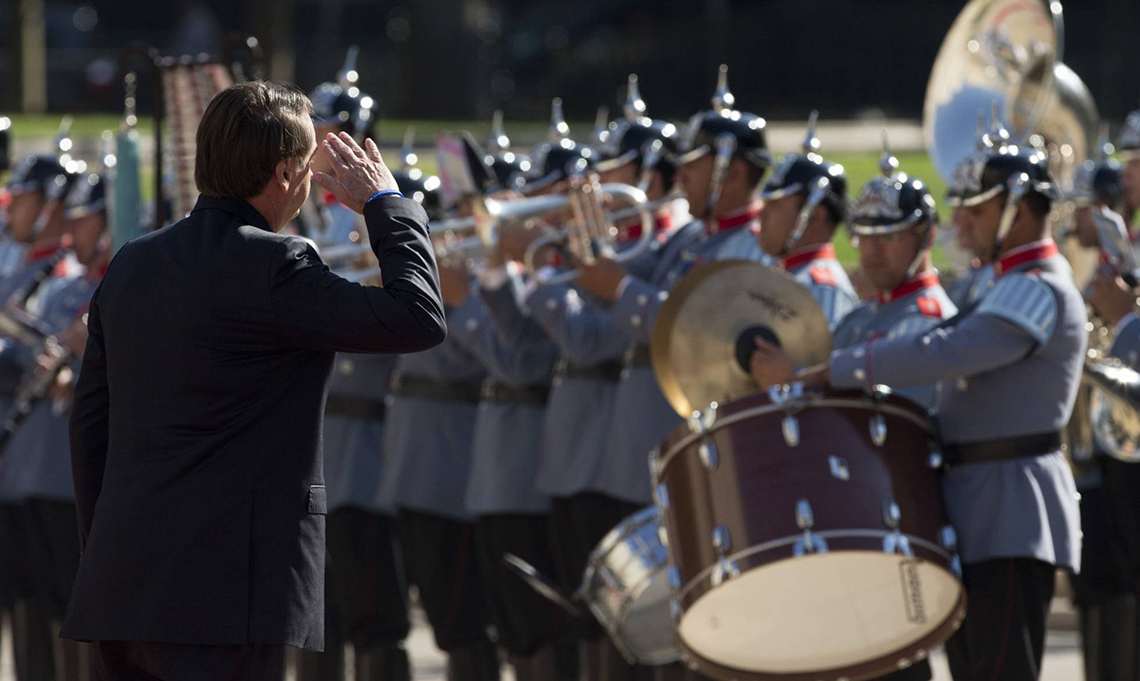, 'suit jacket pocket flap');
308,485,327,515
